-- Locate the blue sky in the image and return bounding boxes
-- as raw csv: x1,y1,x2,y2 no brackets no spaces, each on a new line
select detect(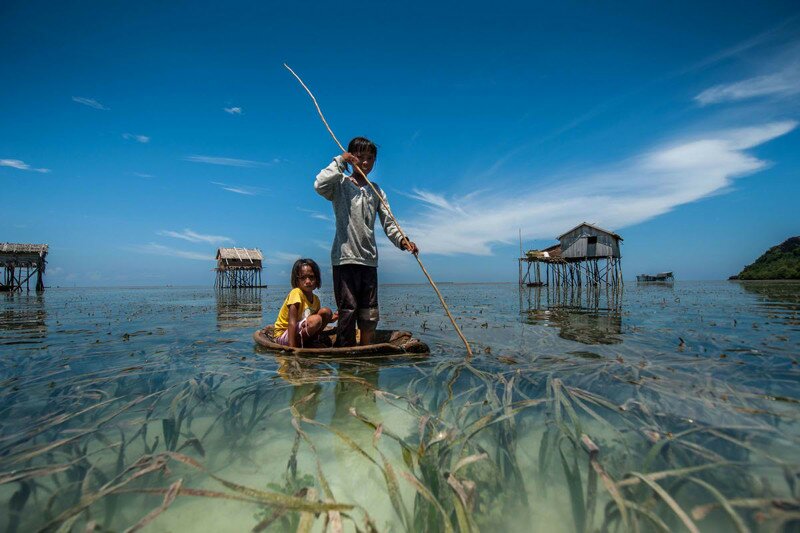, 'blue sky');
1,1,798,286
